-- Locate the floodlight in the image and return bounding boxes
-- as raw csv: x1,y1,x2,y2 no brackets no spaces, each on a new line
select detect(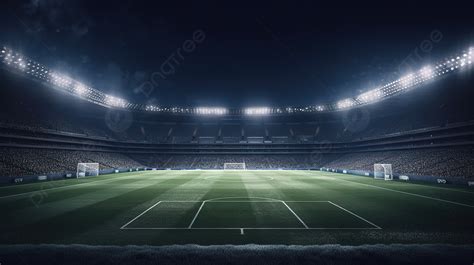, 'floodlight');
105,95,127,108
315,105,325,112
1,44,474,115
51,72,73,88
74,83,87,95
146,105,160,111
337,98,355,109
194,107,227,115
357,89,383,103
244,107,271,115
420,66,434,79
400,73,414,87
